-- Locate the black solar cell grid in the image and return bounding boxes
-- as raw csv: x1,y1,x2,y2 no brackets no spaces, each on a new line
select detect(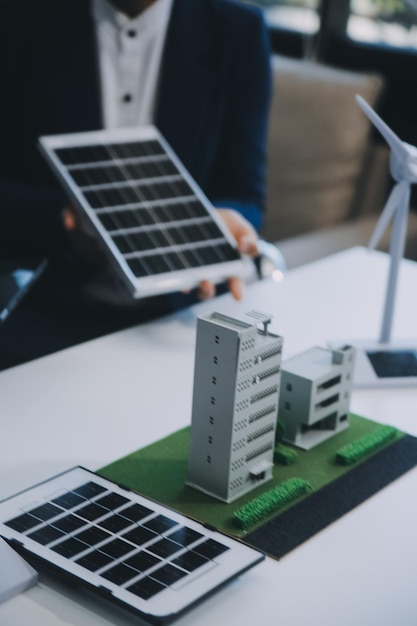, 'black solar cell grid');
52,514,87,533
27,524,65,545
142,514,178,534
94,492,130,510
120,503,153,523
5,512,44,532
69,157,178,187
147,537,183,559
127,575,165,600
0,466,260,620
168,527,203,547
75,549,114,571
151,563,187,585
51,492,87,510
55,140,164,165
124,550,161,572
193,539,230,559
172,550,209,572
75,502,110,521
97,513,133,533
99,537,135,559
101,561,139,584
40,130,243,296
51,536,90,558
73,482,107,499
121,525,158,547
